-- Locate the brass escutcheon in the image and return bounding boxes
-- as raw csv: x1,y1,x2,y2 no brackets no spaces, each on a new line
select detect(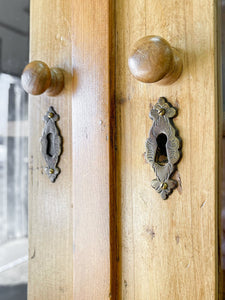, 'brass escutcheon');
40,106,62,182
146,97,182,200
